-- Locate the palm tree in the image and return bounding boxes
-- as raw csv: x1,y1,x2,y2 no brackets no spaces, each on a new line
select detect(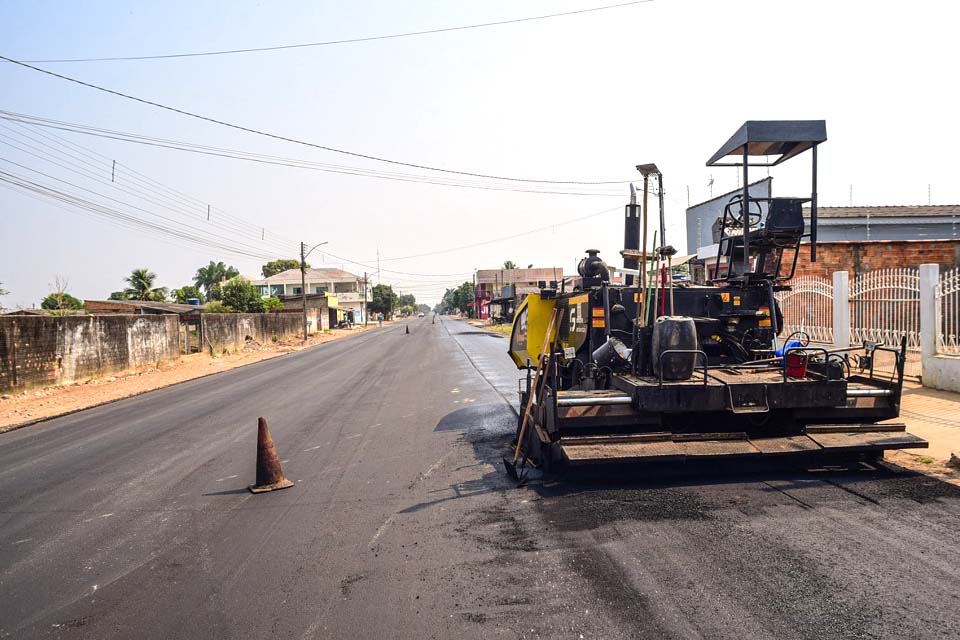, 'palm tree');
194,261,239,297
124,268,167,301
503,260,517,270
